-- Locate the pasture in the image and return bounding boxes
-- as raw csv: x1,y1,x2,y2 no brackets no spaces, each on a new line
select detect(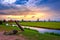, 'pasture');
0,21,60,40
20,22,60,29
